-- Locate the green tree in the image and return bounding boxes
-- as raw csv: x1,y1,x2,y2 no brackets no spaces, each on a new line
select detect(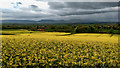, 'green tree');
71,26,79,34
